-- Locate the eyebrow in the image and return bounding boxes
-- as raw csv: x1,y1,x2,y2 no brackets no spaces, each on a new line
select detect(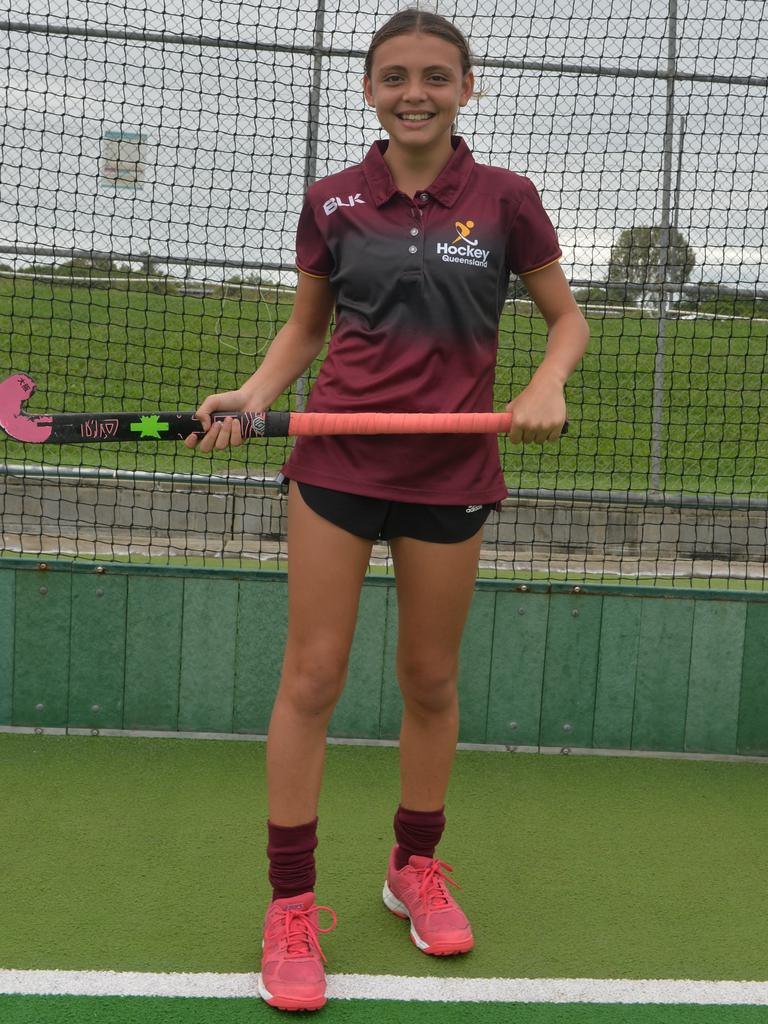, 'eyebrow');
377,64,455,75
